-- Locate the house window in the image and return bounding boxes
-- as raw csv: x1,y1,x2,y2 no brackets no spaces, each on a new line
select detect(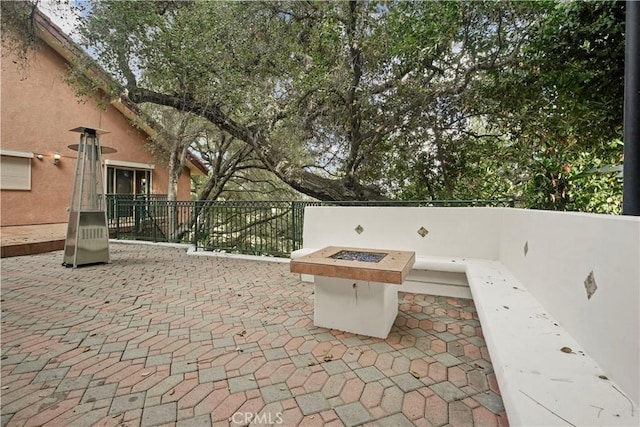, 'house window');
106,167,151,195
104,160,154,195
0,150,34,190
